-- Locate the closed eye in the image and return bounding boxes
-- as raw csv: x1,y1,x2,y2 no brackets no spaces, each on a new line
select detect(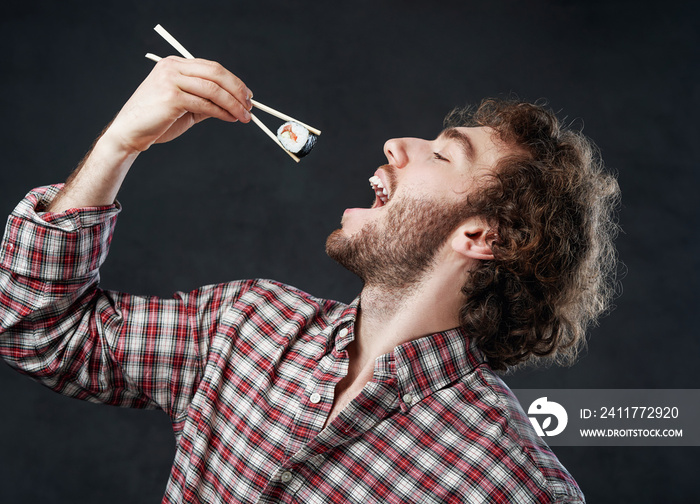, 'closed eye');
433,152,449,161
